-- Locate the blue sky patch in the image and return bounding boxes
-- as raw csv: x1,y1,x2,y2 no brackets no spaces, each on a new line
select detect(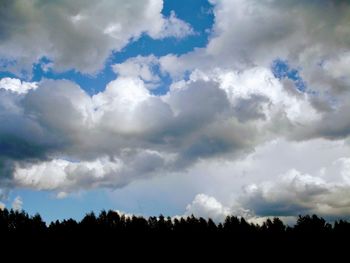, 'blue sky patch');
272,59,306,92
0,0,214,96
